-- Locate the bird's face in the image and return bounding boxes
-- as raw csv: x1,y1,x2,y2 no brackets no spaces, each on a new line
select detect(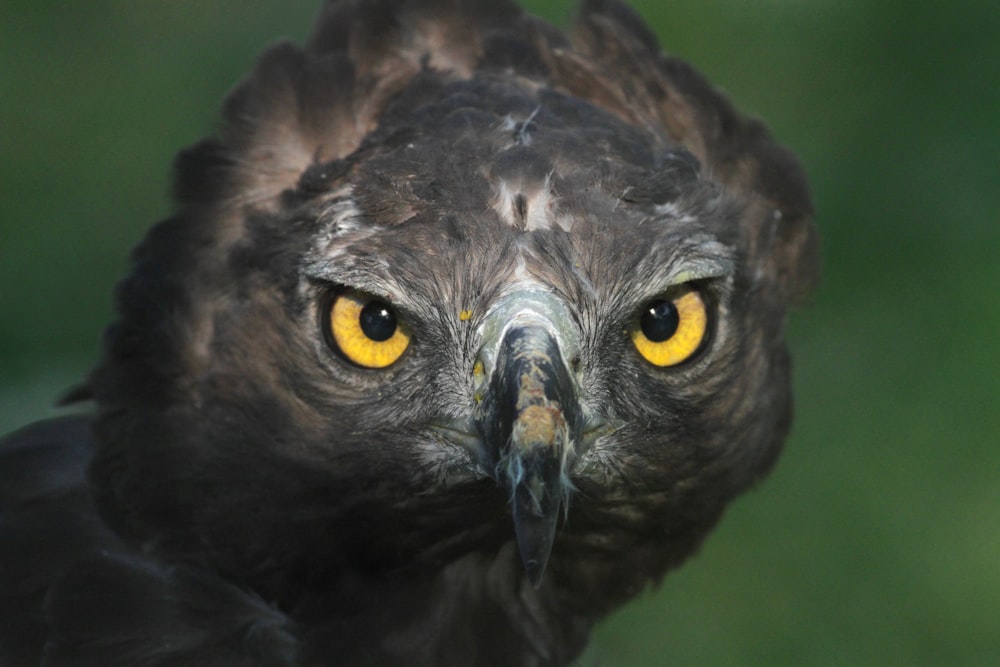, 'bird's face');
196,91,789,587
89,8,814,603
